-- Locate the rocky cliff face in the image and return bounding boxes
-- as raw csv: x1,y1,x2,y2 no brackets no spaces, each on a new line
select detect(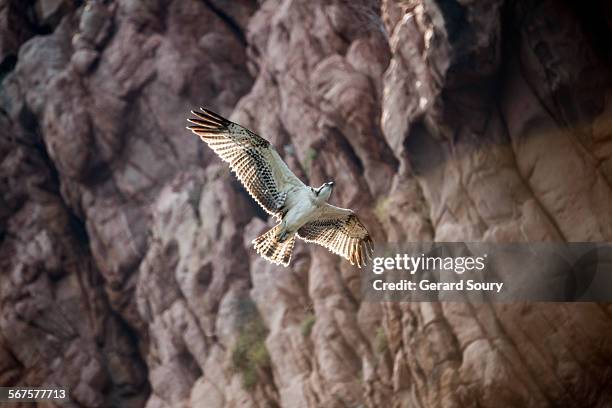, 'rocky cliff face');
1,0,612,407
